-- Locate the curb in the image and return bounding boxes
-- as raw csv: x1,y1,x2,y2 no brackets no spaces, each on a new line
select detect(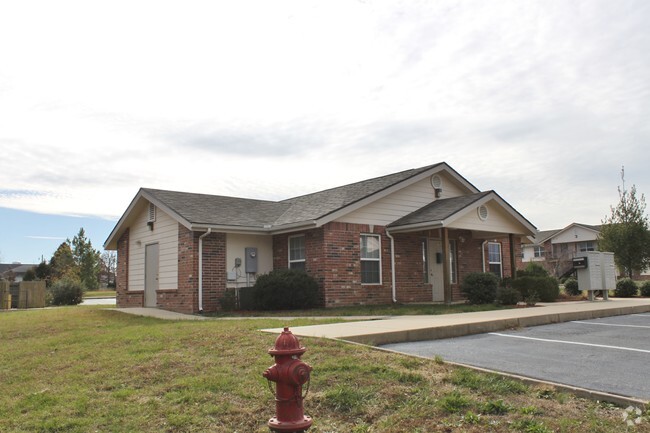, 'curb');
339,304,650,345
